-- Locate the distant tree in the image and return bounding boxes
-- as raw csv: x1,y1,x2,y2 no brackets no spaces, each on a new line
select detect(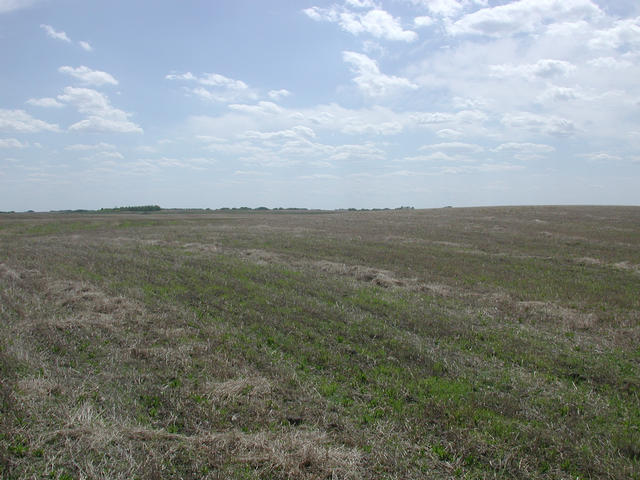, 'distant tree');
100,205,161,213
